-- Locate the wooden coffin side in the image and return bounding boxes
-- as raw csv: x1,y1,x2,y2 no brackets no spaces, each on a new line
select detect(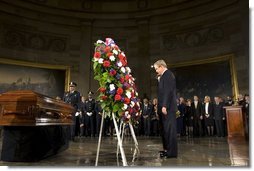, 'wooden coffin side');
0,90,74,126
